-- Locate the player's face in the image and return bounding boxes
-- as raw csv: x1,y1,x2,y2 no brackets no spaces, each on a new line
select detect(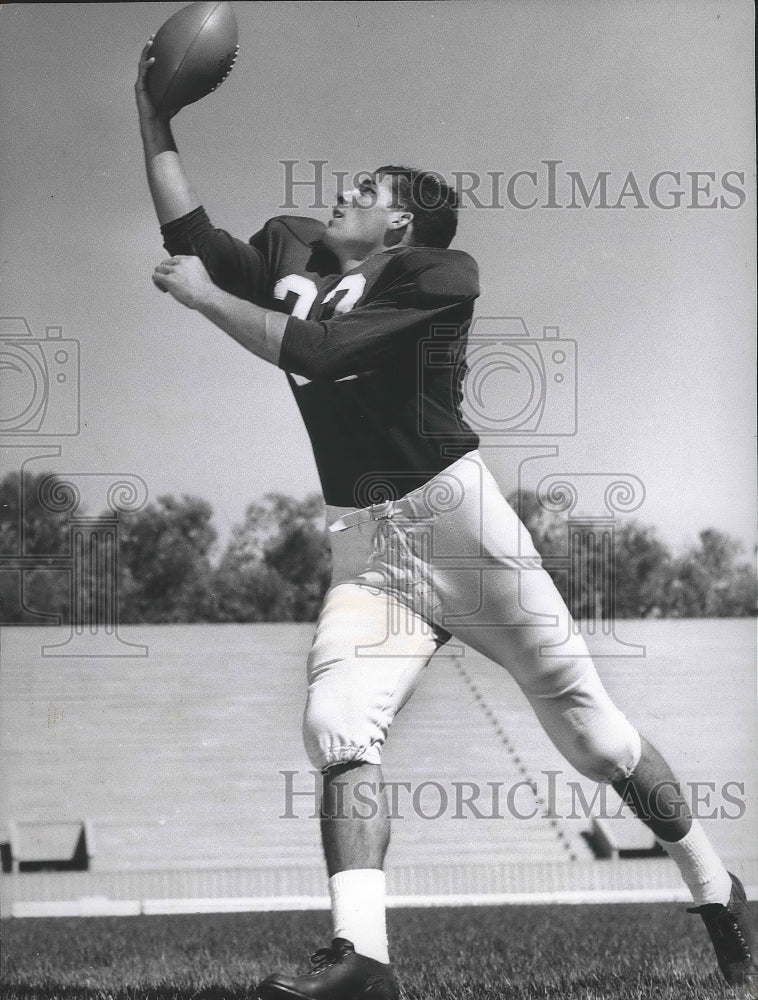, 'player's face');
323,174,410,258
